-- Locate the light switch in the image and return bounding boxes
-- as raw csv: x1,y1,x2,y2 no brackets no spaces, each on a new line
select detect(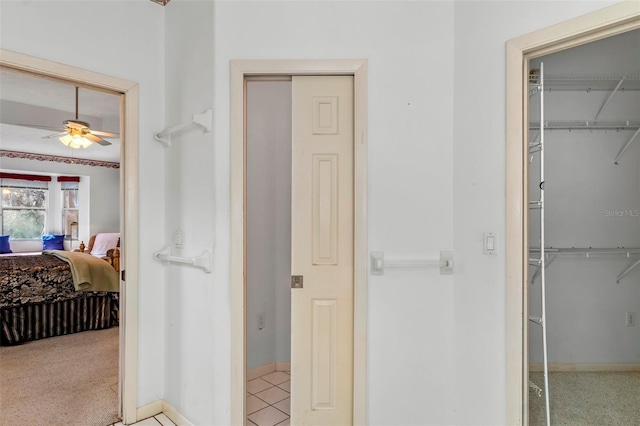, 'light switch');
484,232,497,255
487,235,495,250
